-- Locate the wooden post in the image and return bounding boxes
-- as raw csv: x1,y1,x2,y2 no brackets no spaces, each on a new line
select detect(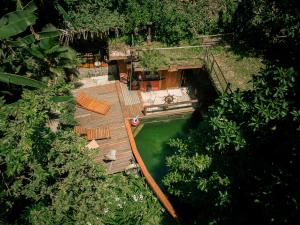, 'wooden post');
210,58,215,74
130,50,133,90
225,83,231,93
